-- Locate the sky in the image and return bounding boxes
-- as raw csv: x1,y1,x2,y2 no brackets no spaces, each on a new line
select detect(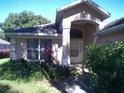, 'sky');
0,0,124,23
